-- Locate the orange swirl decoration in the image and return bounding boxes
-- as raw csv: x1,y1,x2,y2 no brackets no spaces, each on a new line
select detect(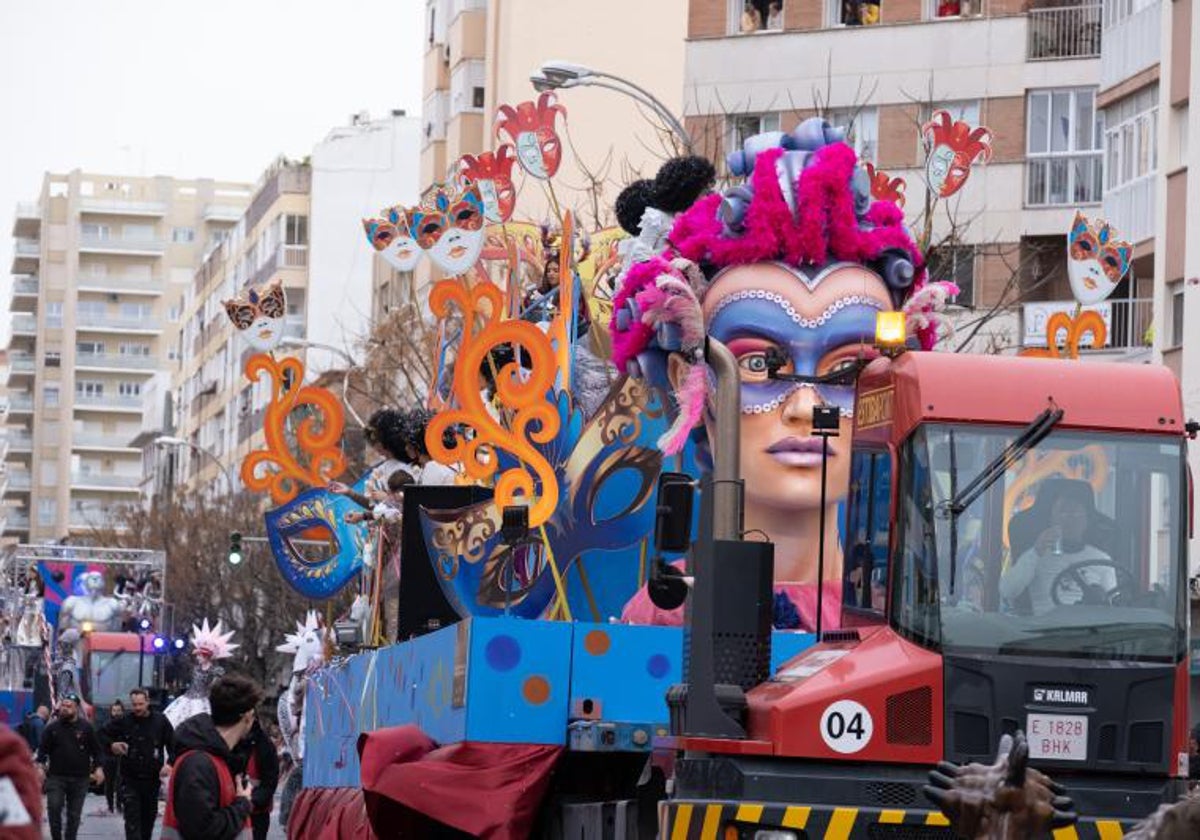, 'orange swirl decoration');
1019,310,1107,360
239,353,347,505
426,277,560,528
